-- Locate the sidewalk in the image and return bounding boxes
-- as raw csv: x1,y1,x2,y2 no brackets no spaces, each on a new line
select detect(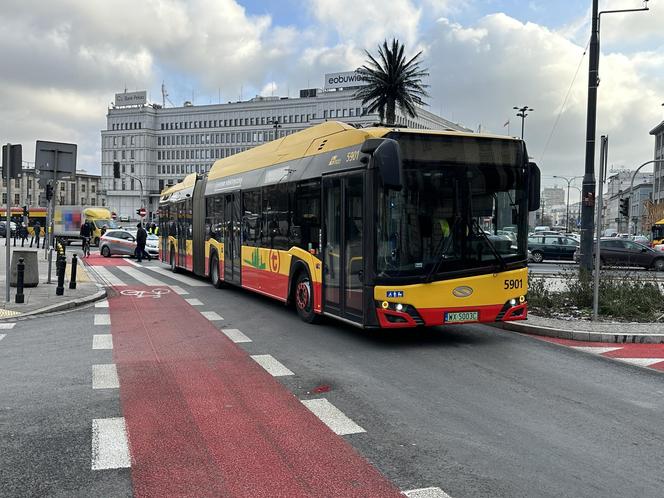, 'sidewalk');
495,314,664,343
0,239,105,320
